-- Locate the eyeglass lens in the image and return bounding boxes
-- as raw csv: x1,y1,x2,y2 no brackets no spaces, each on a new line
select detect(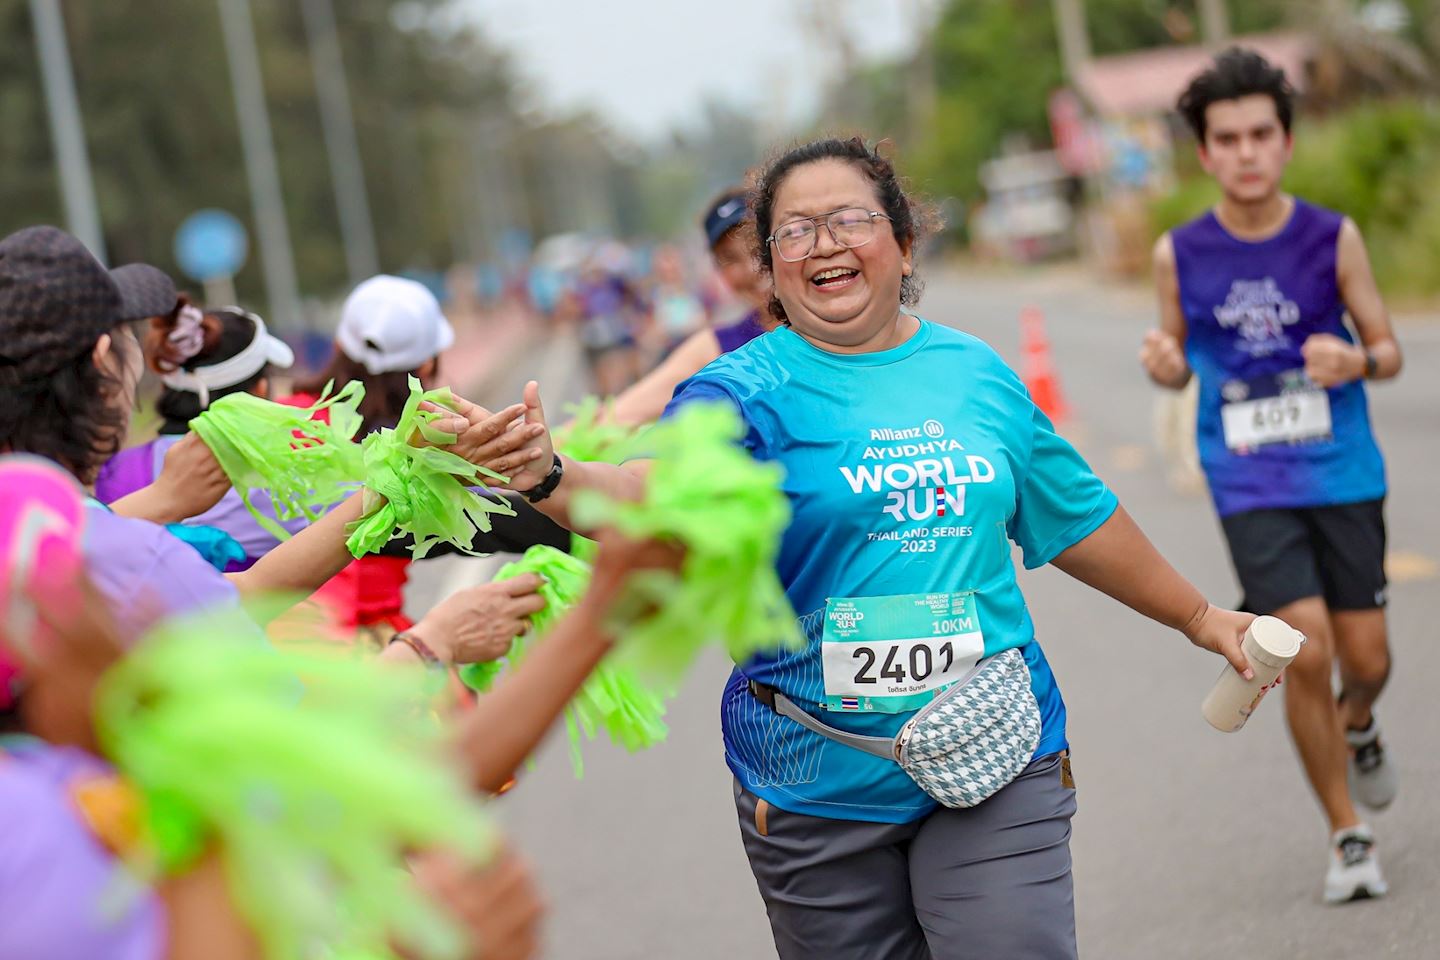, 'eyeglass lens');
773,208,876,261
